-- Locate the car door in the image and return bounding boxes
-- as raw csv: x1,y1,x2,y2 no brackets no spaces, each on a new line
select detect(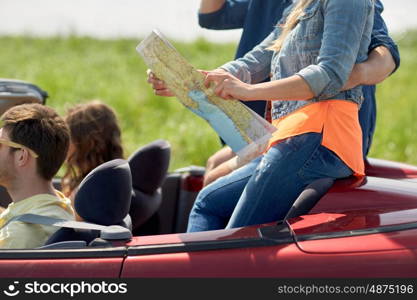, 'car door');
0,246,127,277
120,223,311,277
